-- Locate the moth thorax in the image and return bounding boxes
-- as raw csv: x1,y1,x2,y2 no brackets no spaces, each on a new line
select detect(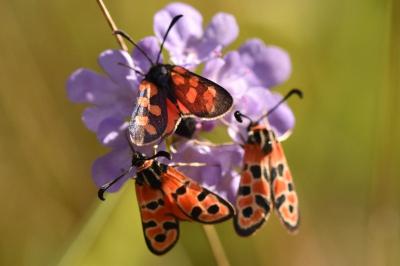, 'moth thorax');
138,160,164,189
136,159,154,172
146,64,171,86
248,127,273,155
